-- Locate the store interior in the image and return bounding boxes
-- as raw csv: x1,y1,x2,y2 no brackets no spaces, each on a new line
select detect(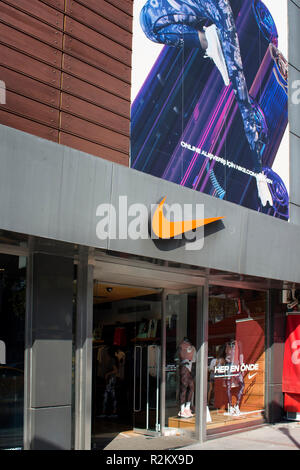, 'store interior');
91,282,162,447
91,282,267,446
